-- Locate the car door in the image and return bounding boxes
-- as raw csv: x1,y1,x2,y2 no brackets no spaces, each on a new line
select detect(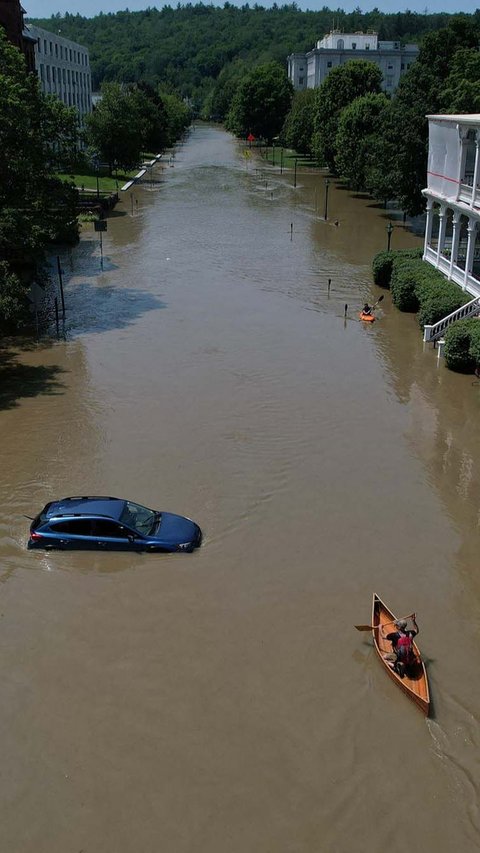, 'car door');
48,519,96,549
91,519,145,551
